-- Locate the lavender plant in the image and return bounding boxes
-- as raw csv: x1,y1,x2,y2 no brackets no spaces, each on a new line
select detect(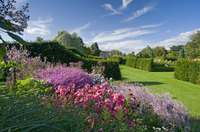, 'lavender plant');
36,65,93,89
114,83,189,130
